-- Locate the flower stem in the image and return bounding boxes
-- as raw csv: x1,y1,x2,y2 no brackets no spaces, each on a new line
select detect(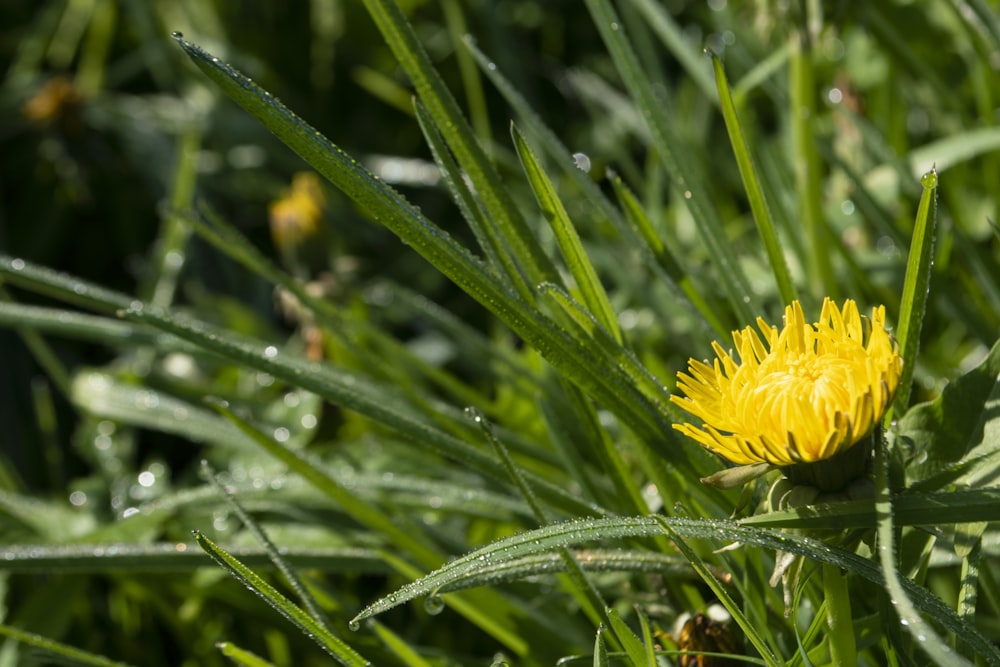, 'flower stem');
823,562,858,667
